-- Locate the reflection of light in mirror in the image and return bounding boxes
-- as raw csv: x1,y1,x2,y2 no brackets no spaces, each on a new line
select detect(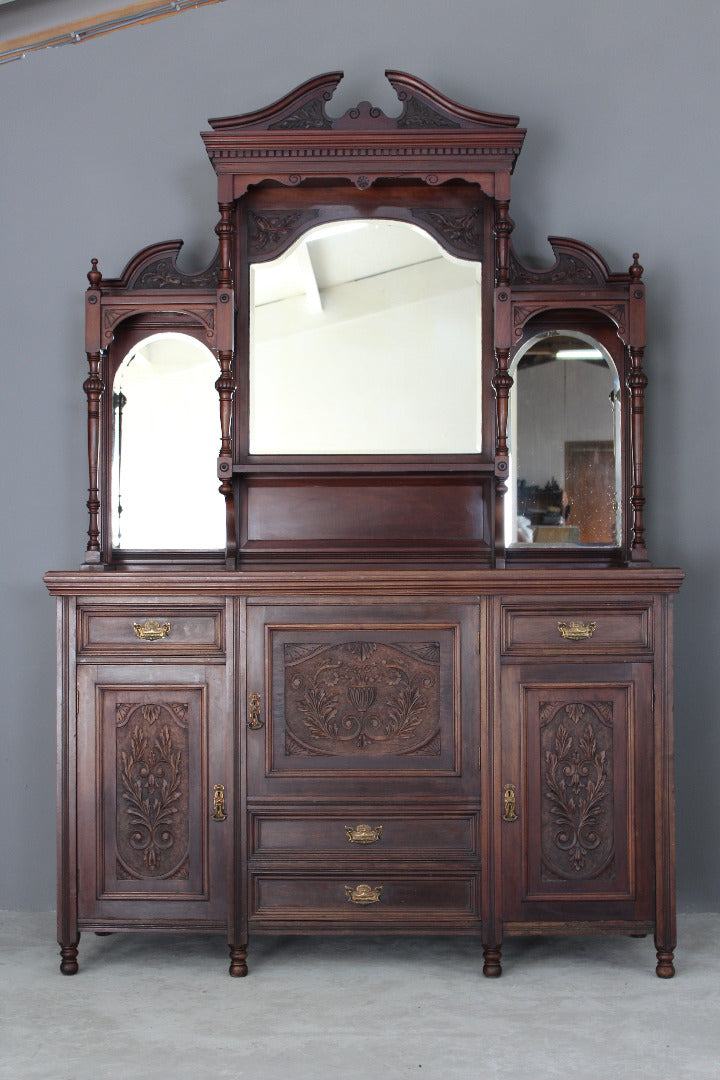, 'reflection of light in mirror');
112,333,225,549
250,219,482,455
506,332,621,549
